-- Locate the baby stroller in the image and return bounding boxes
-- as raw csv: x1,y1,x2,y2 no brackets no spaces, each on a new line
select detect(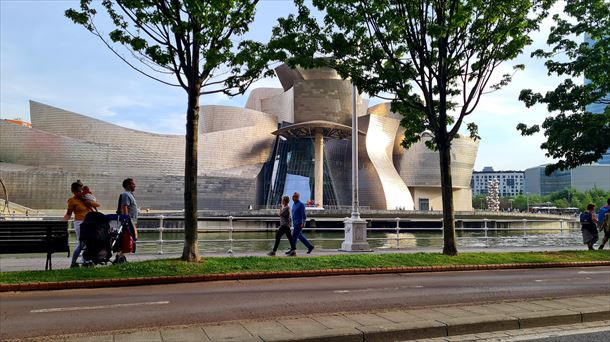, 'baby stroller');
108,214,137,264
80,213,135,266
